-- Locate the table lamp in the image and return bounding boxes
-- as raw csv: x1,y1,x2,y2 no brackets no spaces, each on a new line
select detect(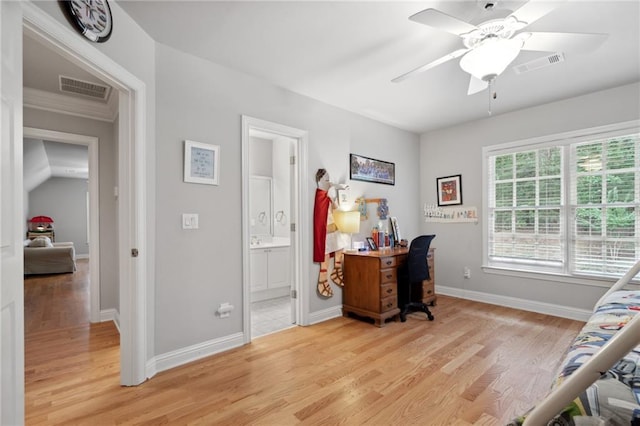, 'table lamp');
333,210,360,251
